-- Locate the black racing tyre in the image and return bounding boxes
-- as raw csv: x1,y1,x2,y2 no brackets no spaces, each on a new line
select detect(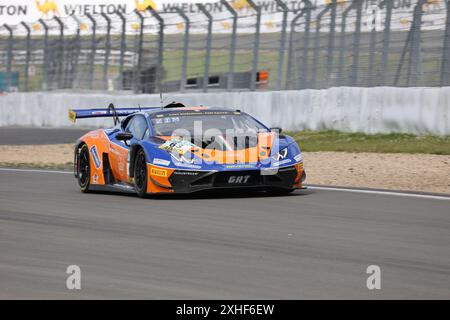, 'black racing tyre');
77,144,91,193
134,148,148,198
